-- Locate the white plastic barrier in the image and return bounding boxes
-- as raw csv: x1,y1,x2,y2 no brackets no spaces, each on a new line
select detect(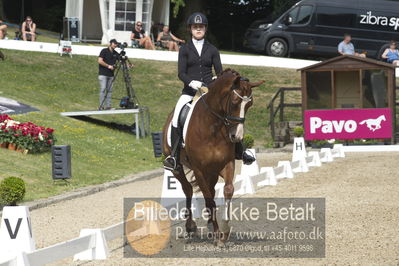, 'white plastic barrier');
255,167,277,187
74,229,108,261
234,174,255,195
307,151,322,167
332,144,345,158
275,161,294,179
20,234,95,266
320,148,333,163
291,158,309,173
